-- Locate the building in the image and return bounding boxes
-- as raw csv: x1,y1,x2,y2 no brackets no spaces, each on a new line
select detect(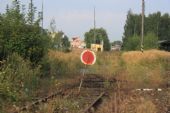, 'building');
91,44,103,52
70,37,86,49
111,44,121,51
111,41,122,51
91,41,104,52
